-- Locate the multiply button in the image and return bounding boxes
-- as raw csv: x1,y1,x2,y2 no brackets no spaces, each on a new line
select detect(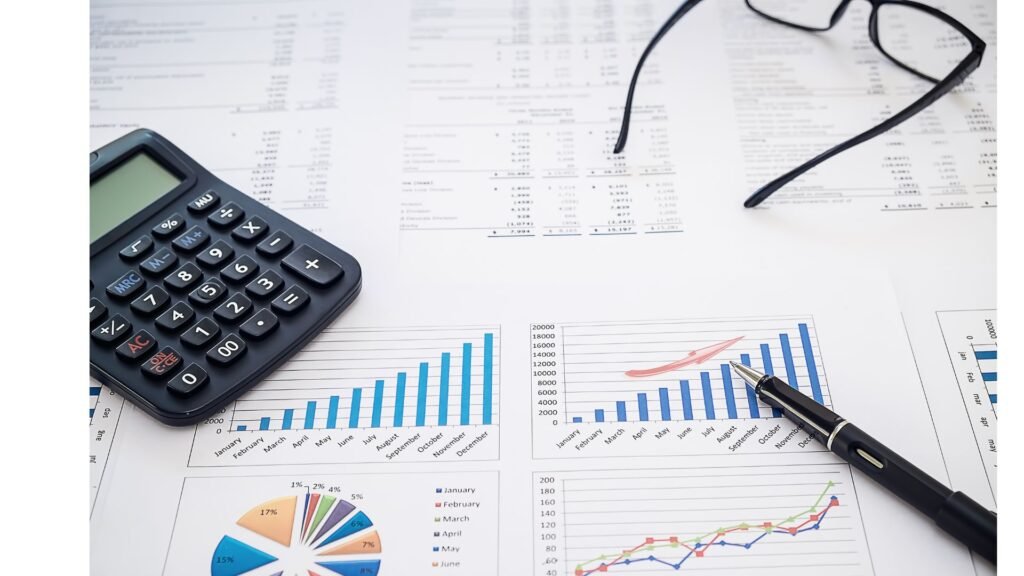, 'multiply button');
282,244,344,286
91,314,132,345
232,216,268,242
116,330,156,362
187,190,220,213
106,270,146,300
142,346,183,378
